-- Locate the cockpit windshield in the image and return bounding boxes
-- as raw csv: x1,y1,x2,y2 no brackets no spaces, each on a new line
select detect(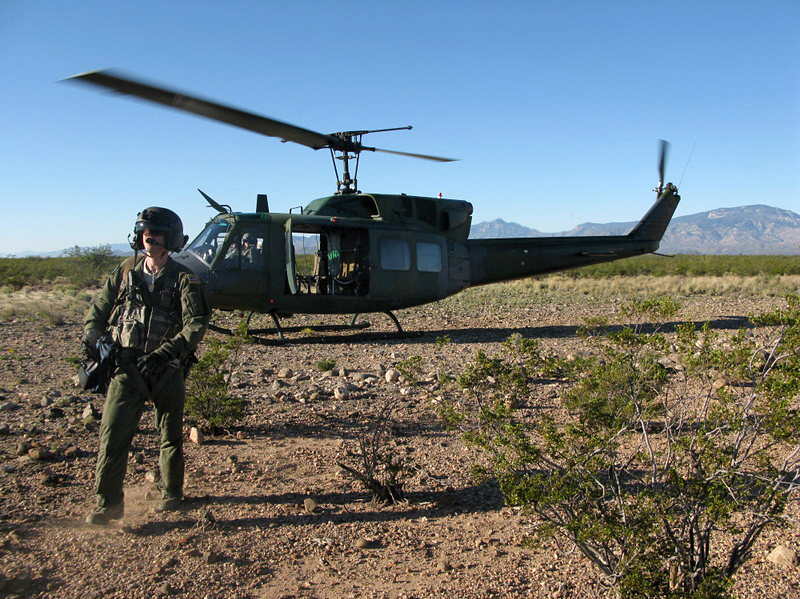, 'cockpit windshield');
185,220,232,265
